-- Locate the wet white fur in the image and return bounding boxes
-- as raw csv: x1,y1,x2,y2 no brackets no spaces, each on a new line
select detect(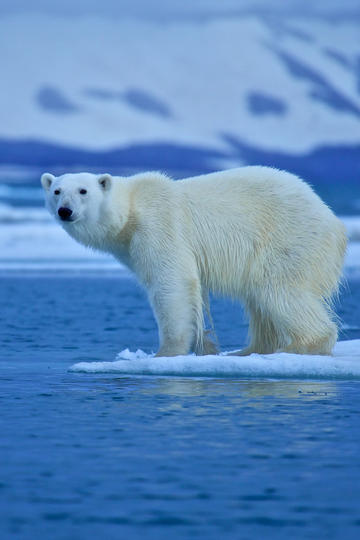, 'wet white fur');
41,167,347,357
